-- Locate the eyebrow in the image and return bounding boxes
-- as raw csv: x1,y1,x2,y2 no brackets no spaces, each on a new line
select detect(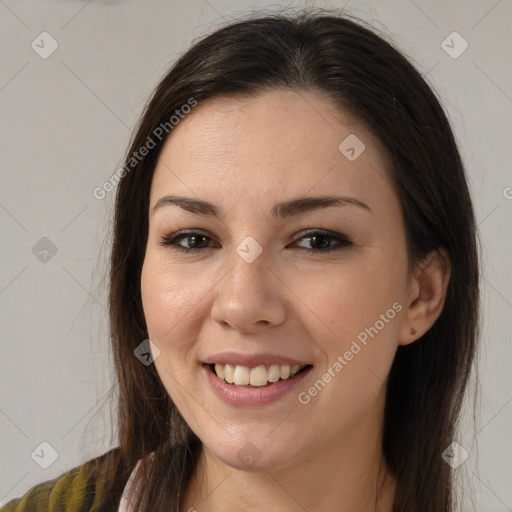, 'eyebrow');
153,194,370,219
